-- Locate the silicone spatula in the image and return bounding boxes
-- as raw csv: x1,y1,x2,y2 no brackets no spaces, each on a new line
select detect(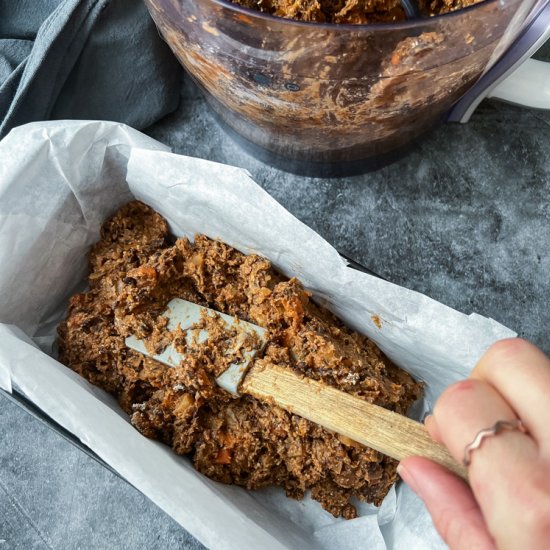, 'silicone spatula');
126,298,467,479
